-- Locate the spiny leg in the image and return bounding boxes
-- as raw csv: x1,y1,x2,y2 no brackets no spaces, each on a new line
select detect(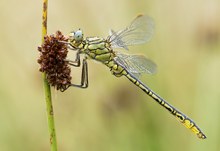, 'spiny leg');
59,40,77,50
62,41,88,88
81,58,88,87
66,51,81,67
70,58,88,88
